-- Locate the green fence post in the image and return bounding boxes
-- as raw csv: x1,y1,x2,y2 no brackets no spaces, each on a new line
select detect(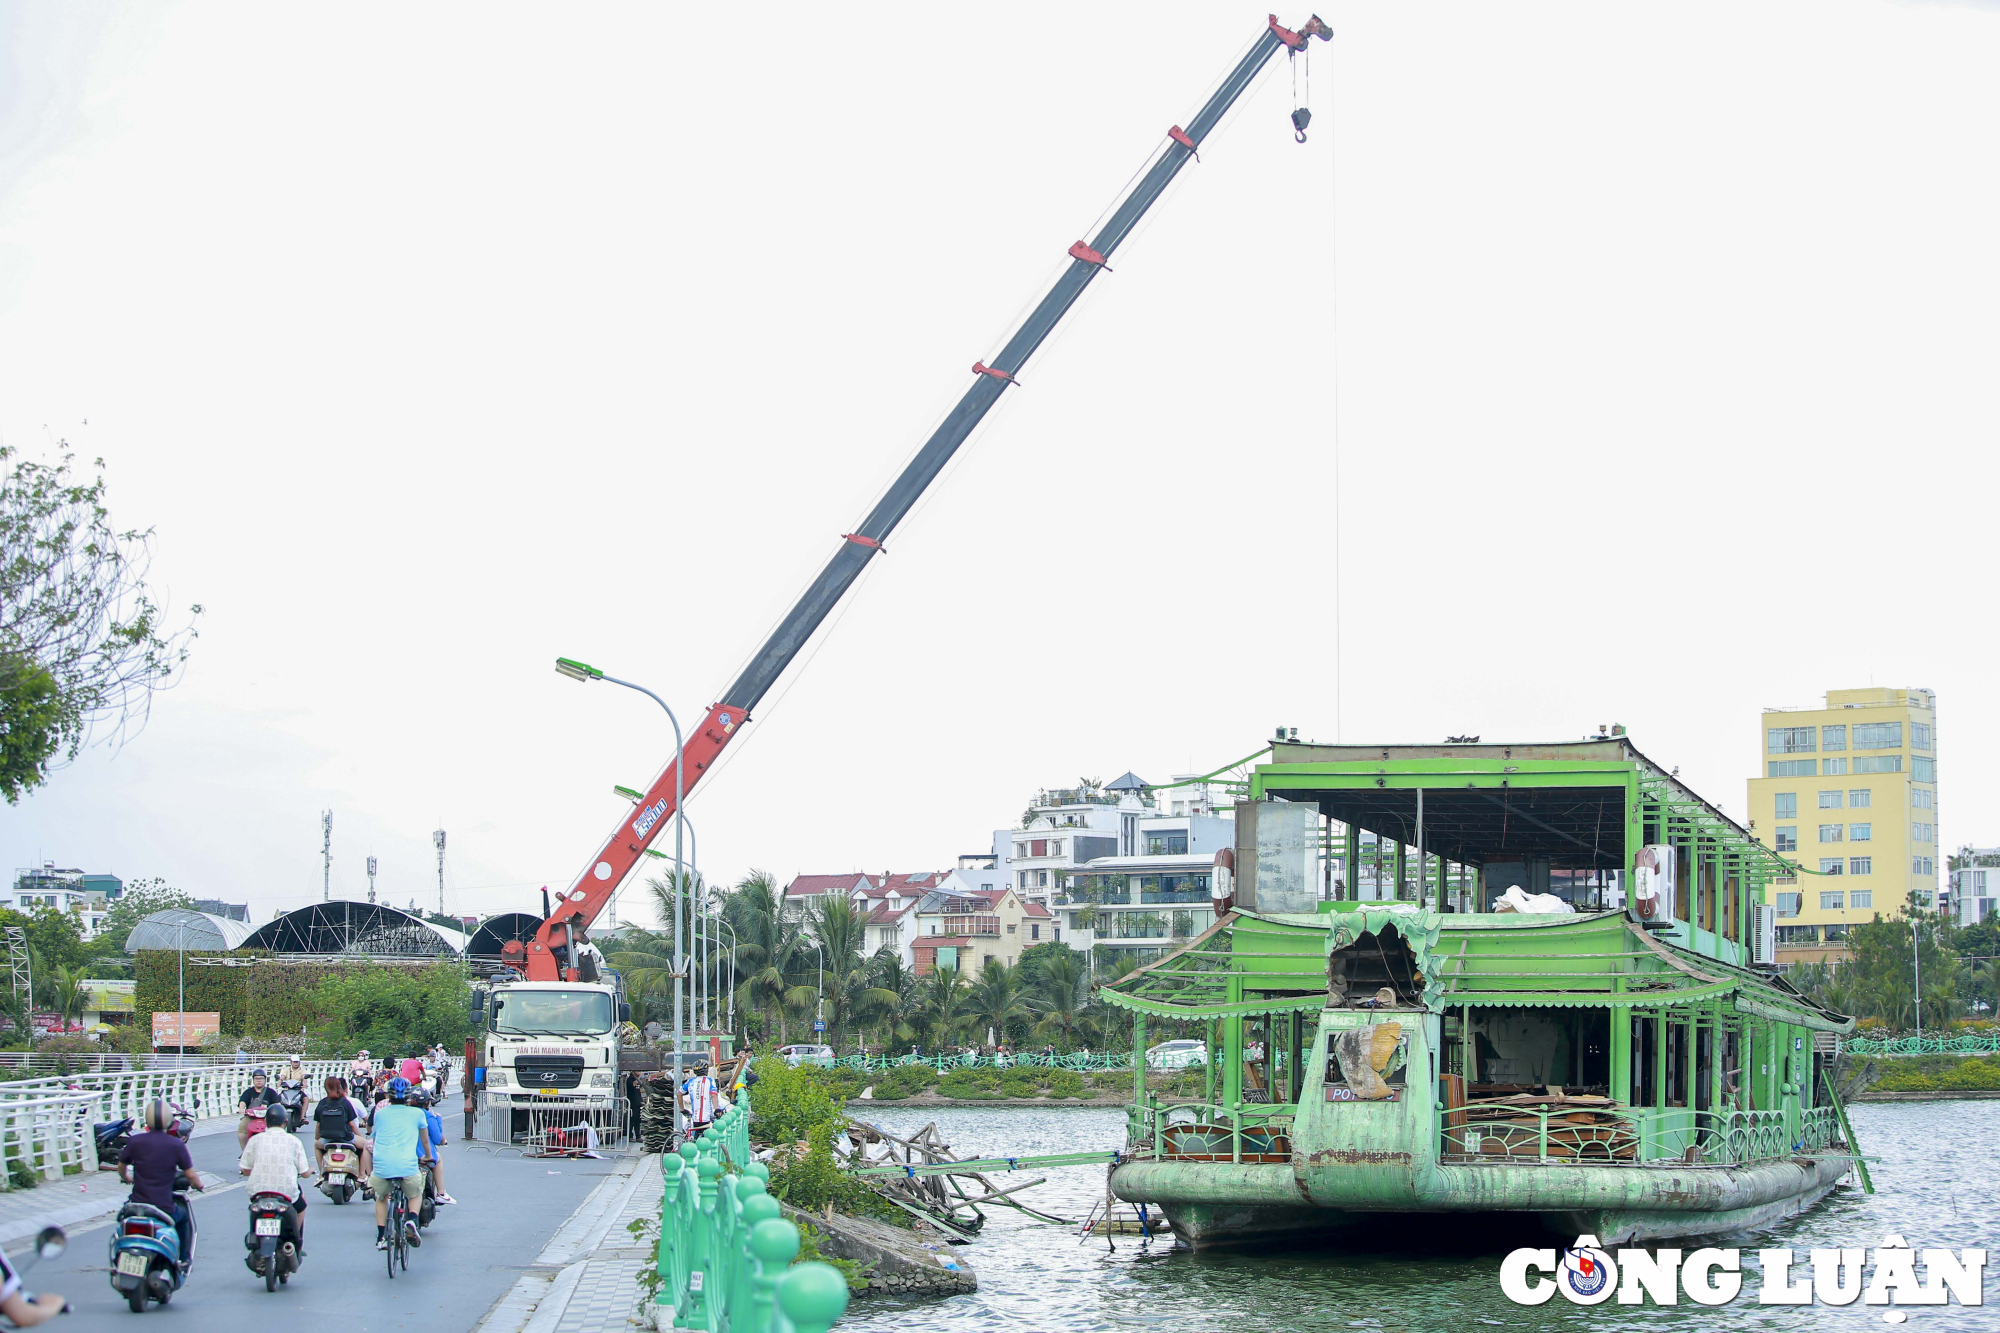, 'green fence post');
656,1153,684,1322
748,1218,800,1333
778,1263,851,1333
733,1184,780,1325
